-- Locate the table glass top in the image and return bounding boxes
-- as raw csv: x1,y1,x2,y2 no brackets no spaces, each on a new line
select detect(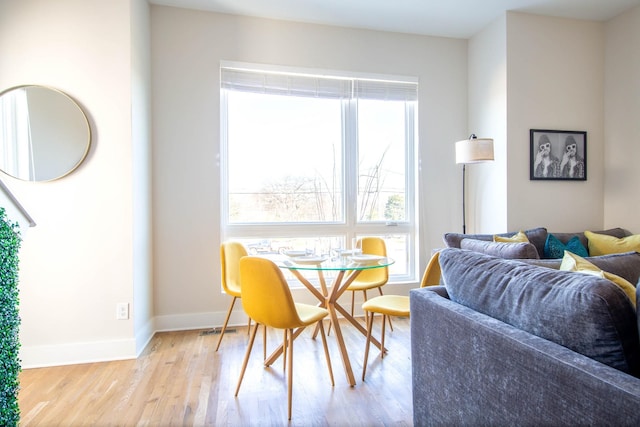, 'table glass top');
266,254,395,271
